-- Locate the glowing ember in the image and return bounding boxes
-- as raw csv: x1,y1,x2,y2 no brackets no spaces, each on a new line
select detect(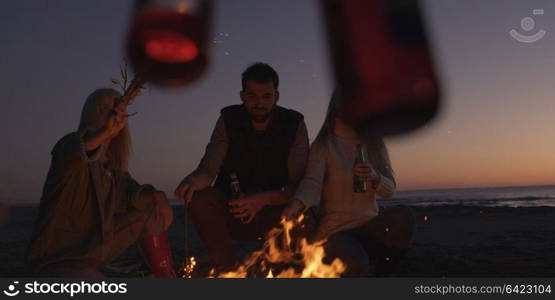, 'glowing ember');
144,30,199,63
181,257,196,278
209,216,345,278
